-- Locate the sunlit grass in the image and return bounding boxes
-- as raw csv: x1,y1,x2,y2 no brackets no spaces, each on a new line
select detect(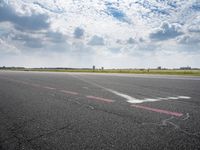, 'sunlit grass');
19,68,200,76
